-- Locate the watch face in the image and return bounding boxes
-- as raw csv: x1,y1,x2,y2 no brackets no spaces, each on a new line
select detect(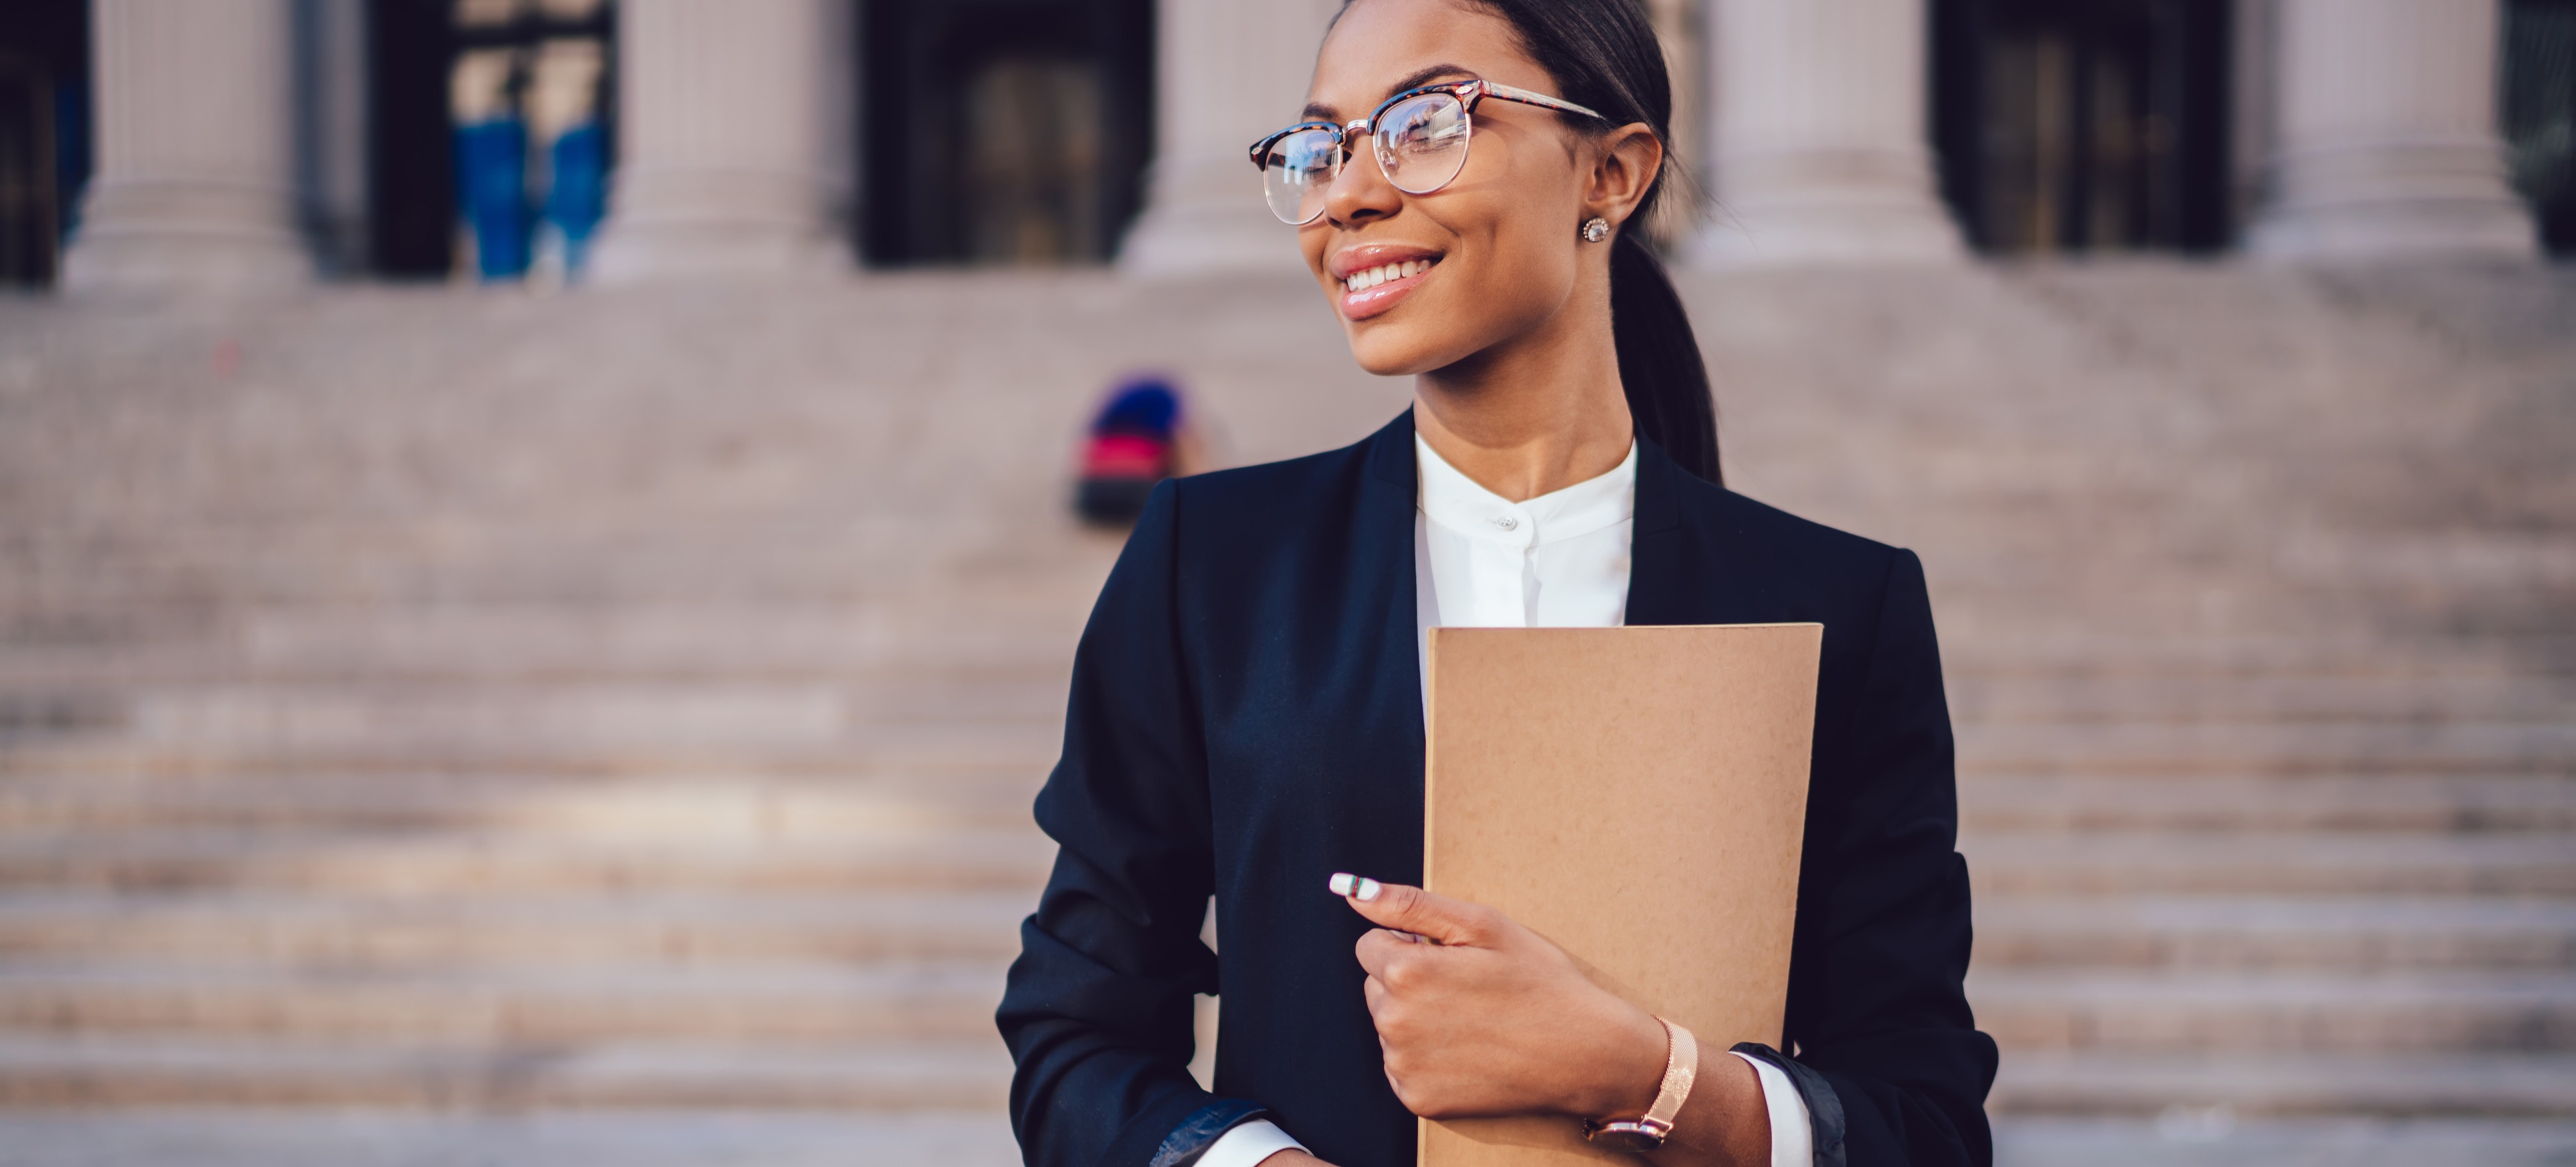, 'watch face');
1587,1124,1665,1153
